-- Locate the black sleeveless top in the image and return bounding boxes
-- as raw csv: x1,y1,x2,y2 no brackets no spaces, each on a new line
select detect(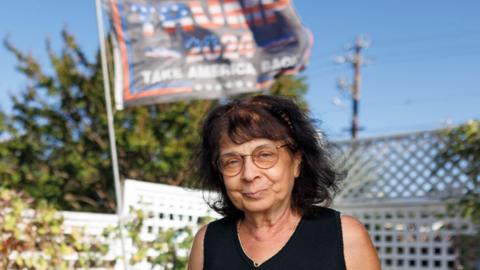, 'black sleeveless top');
203,207,346,270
